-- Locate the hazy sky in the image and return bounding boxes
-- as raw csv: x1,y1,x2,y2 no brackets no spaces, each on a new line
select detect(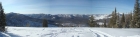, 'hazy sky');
0,0,135,14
